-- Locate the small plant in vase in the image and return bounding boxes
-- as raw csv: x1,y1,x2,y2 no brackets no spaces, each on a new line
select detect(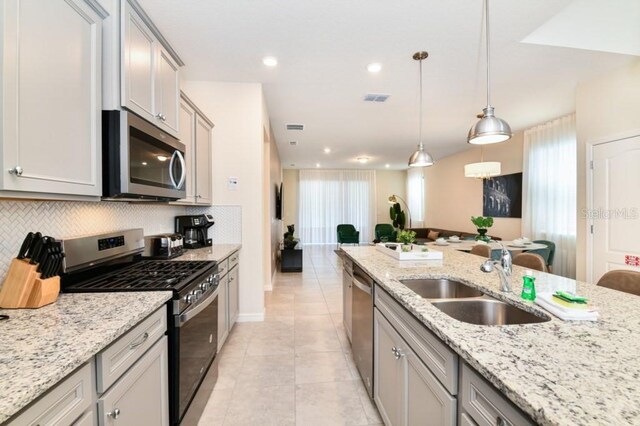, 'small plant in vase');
396,230,416,252
283,224,298,249
470,216,493,242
